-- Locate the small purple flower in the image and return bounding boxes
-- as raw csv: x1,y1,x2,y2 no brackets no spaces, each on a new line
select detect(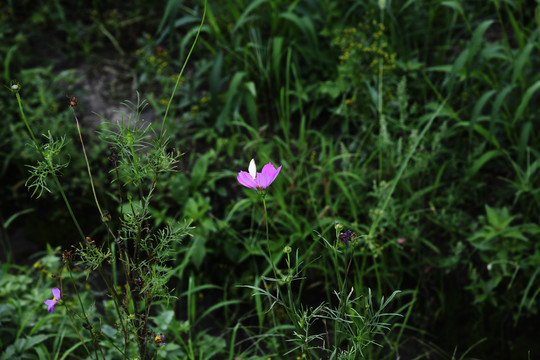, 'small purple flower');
44,287,61,313
154,334,166,346
397,237,406,244
237,159,281,190
339,230,353,247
